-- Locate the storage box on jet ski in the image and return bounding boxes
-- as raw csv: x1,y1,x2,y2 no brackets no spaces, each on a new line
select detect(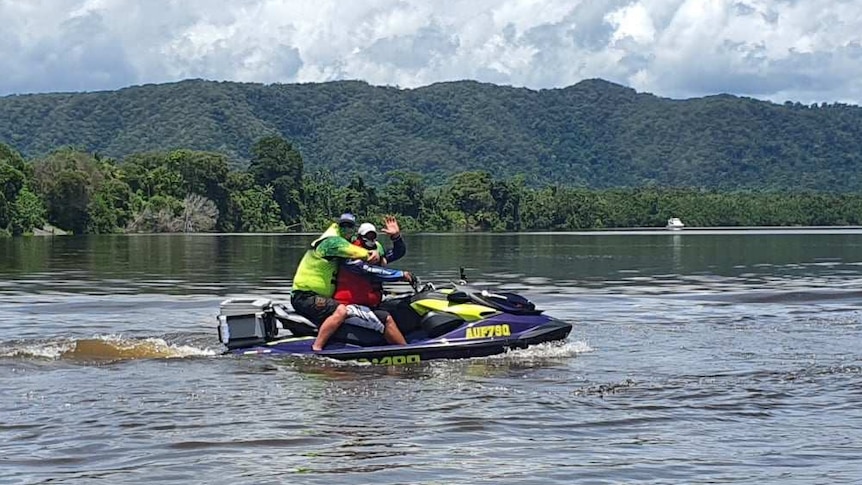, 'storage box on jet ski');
217,298,278,349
